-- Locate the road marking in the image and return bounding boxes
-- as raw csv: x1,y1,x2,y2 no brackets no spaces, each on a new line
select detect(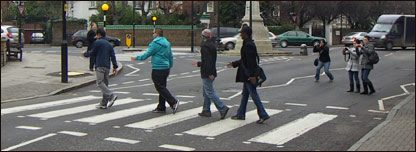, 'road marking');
108,84,118,87
1,96,100,115
2,133,57,151
143,93,159,96
175,133,183,136
206,137,215,140
27,98,144,119
368,110,389,114
113,91,131,94
125,105,220,130
378,100,385,111
248,100,270,103
74,101,190,124
170,74,178,77
243,141,251,144
104,137,140,144
285,103,307,106
373,118,382,120
180,72,190,75
176,95,195,98
113,126,121,128
221,91,243,100
125,64,140,77
377,83,415,111
139,79,150,82
192,70,200,73
90,90,101,93
248,113,337,145
325,106,349,110
159,144,195,151
183,109,282,137
384,53,394,57
15,126,42,130
58,131,87,137
122,81,135,84
110,83,153,91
